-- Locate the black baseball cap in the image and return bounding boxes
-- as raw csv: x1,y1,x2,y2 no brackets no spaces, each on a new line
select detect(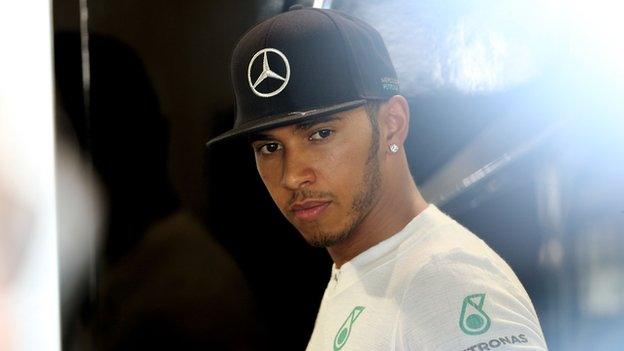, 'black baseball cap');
206,6,399,146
